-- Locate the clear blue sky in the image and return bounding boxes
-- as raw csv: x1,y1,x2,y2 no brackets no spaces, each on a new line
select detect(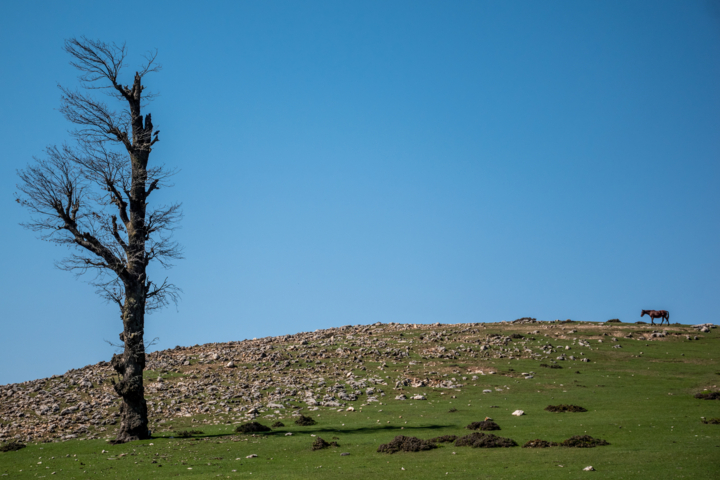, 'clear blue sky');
1,1,718,385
